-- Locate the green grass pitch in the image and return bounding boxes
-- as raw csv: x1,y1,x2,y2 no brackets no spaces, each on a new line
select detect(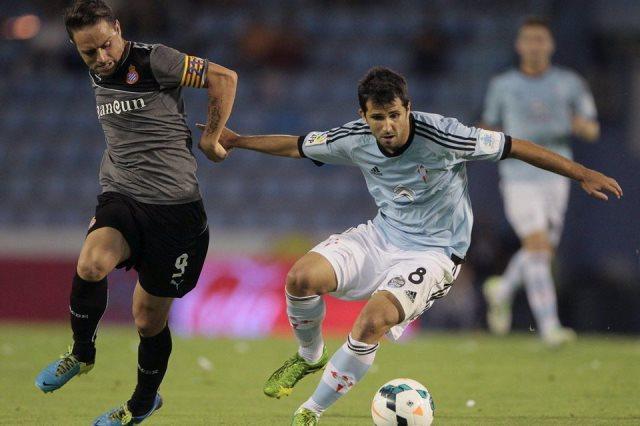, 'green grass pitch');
1,324,638,425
